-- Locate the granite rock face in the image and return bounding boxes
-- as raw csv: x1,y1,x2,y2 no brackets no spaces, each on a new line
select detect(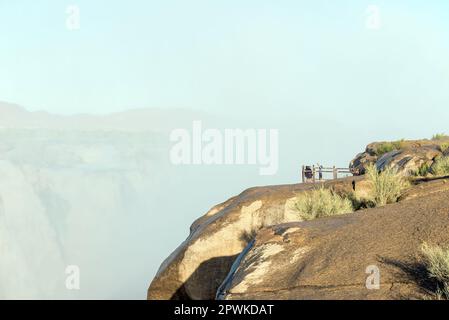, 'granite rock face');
350,139,448,175
149,138,449,301
222,179,449,300
376,146,441,175
147,178,359,300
